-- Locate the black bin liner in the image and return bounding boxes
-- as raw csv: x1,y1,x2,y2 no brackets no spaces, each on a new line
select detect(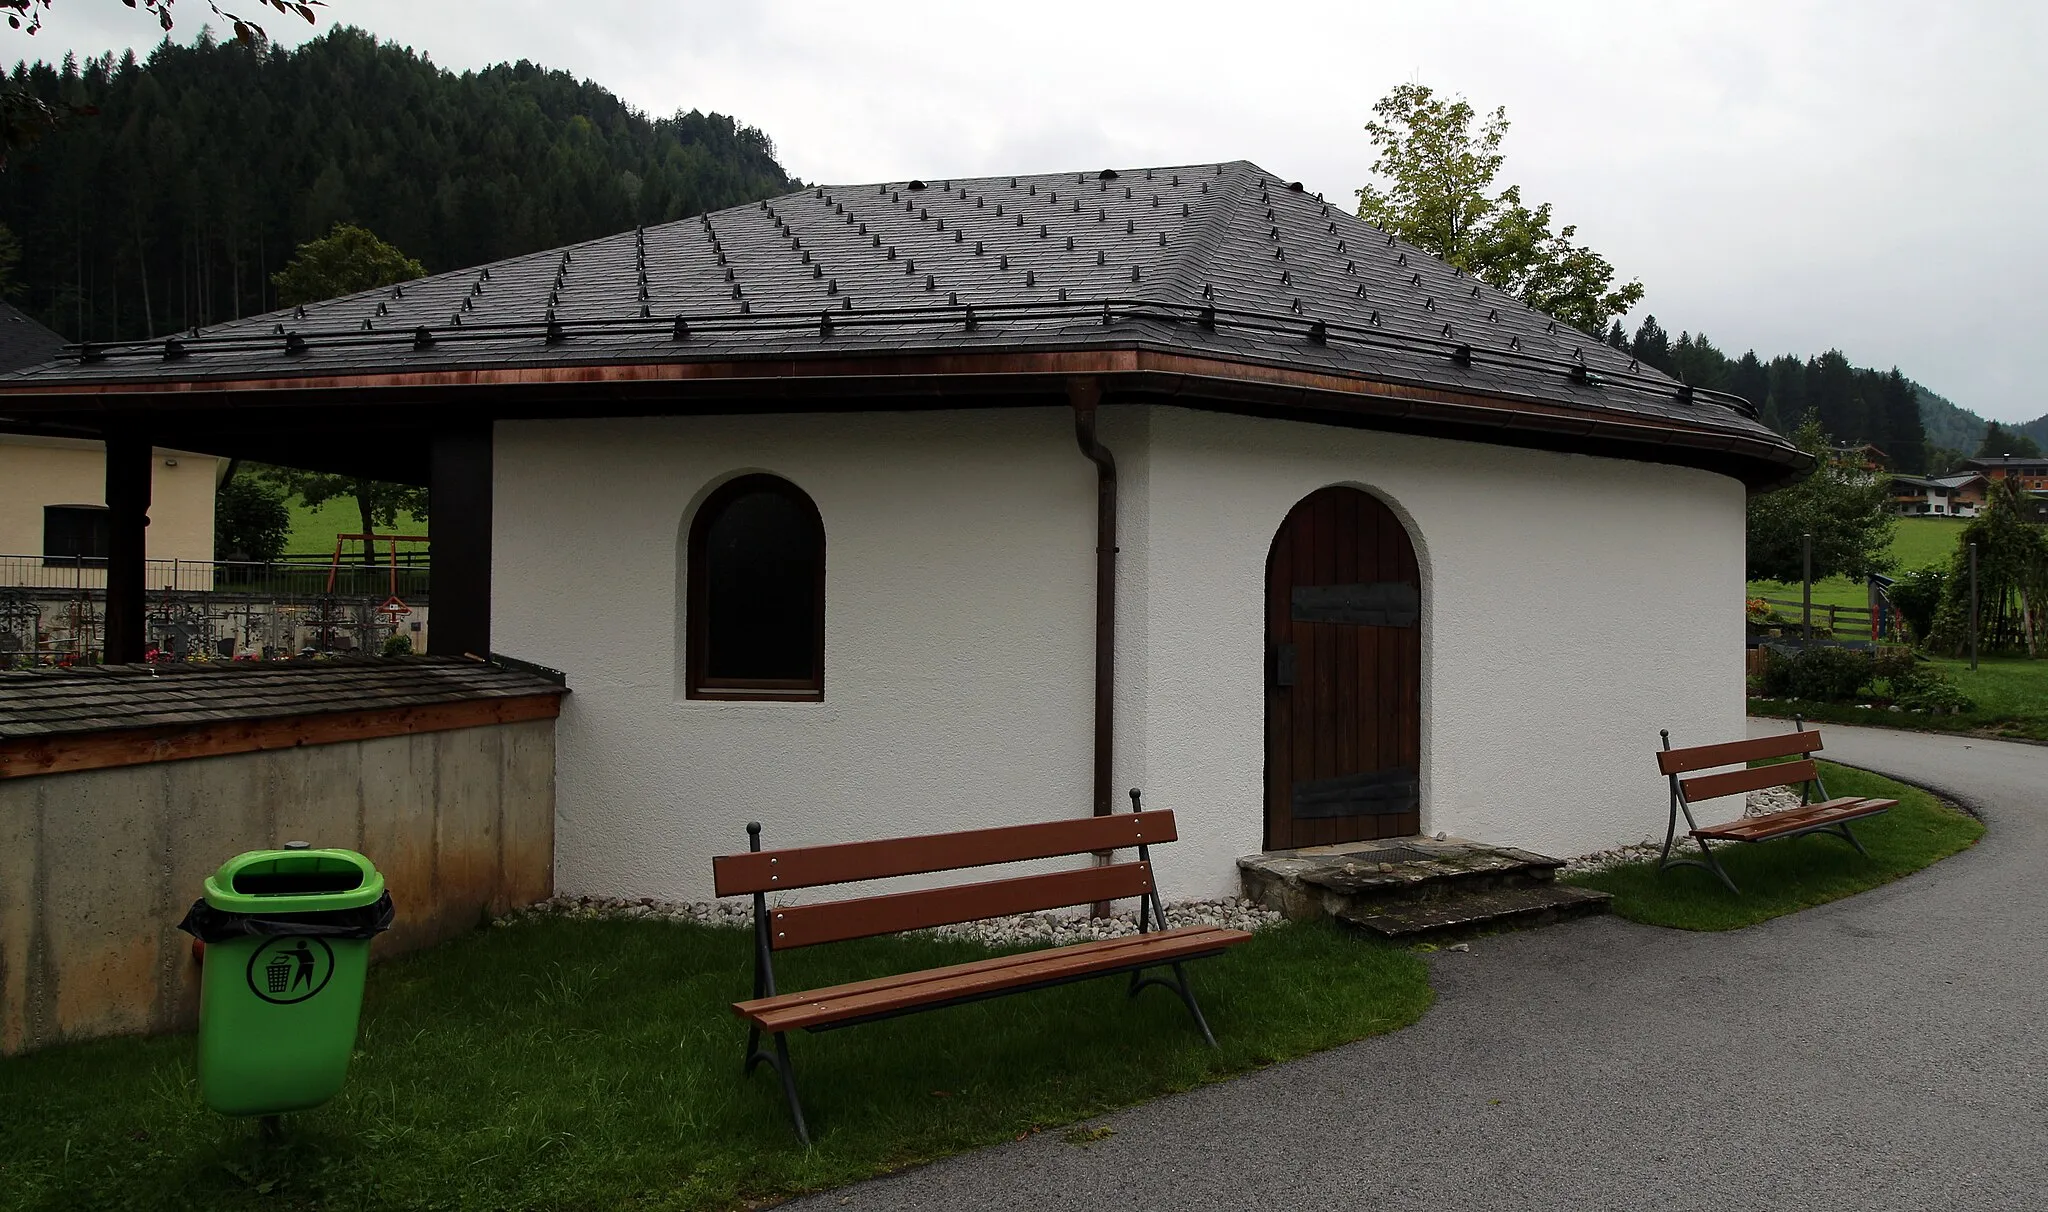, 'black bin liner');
177,892,396,943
